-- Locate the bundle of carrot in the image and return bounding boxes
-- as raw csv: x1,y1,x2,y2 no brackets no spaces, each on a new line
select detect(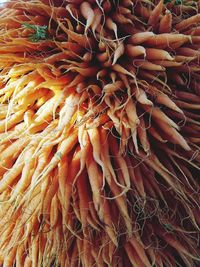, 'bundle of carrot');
0,0,199,266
